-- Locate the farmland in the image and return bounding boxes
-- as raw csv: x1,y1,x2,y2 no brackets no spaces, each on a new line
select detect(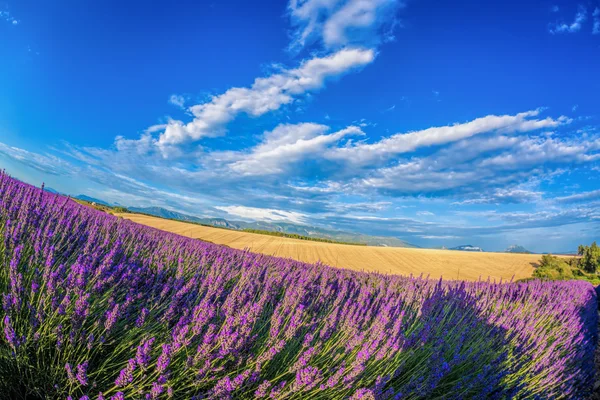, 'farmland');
117,213,542,282
0,174,597,399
